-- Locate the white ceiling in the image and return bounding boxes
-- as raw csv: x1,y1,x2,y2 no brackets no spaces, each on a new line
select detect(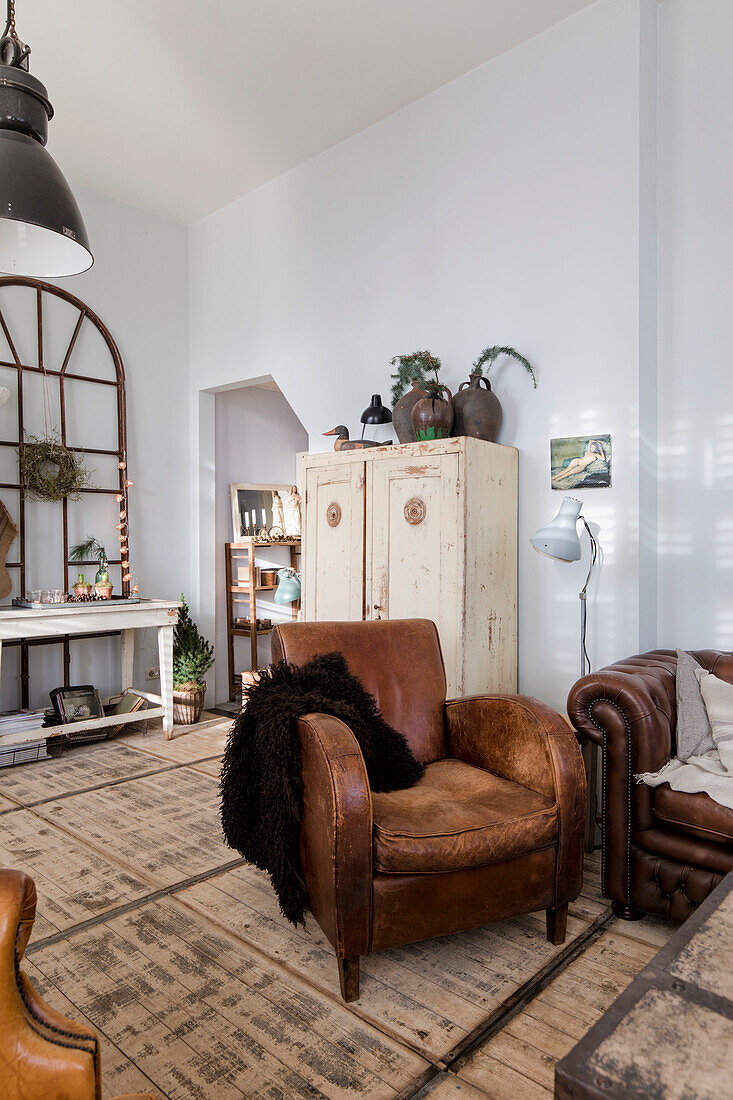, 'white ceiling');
18,1,595,224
